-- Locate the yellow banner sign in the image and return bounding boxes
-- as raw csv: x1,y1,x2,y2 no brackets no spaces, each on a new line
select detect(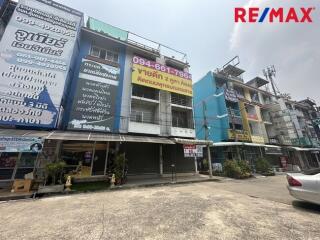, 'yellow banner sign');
131,57,193,96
